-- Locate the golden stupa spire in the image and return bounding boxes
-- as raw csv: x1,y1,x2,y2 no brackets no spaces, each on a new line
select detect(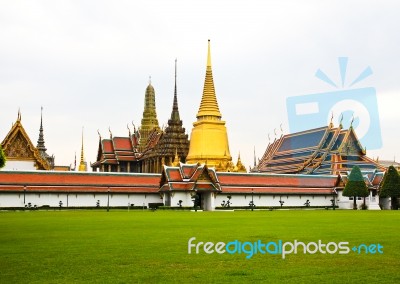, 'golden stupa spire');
78,127,87,171
186,40,232,171
196,39,222,119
